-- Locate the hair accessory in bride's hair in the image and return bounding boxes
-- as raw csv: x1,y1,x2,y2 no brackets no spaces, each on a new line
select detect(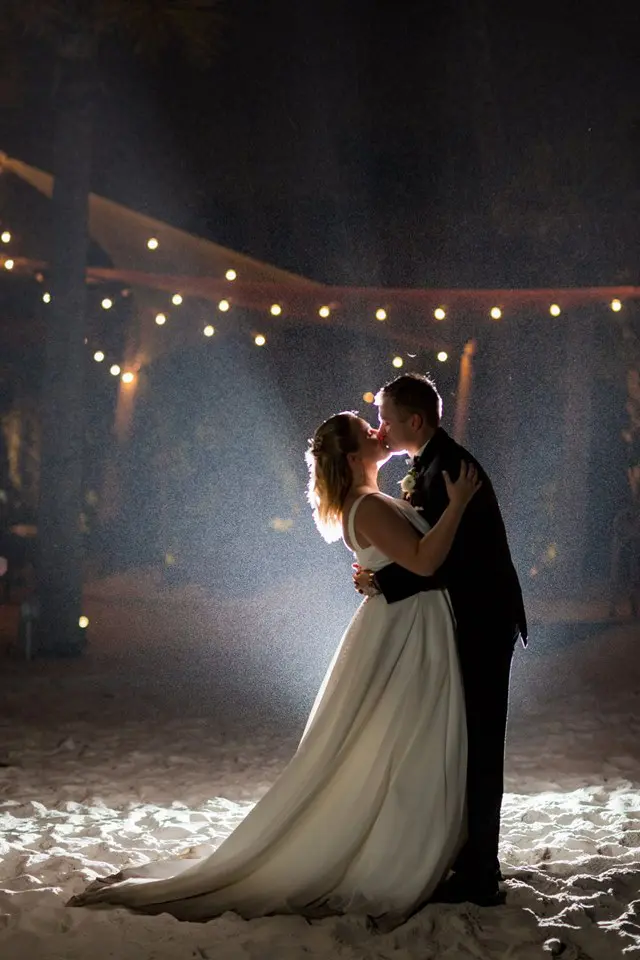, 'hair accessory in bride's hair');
309,435,325,456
